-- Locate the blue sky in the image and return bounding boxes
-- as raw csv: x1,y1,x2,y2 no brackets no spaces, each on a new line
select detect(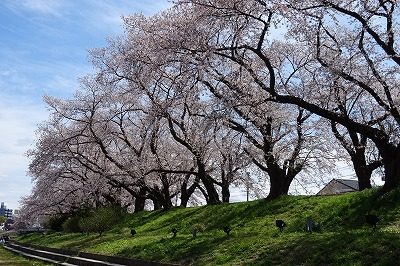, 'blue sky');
0,0,171,210
0,1,367,211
